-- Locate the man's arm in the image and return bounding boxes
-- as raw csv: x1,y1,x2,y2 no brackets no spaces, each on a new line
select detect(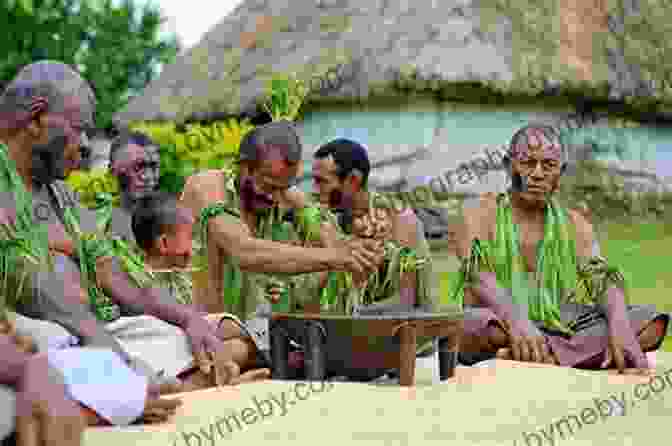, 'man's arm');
569,210,629,322
180,172,368,275
95,256,197,329
569,210,647,368
14,254,133,364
